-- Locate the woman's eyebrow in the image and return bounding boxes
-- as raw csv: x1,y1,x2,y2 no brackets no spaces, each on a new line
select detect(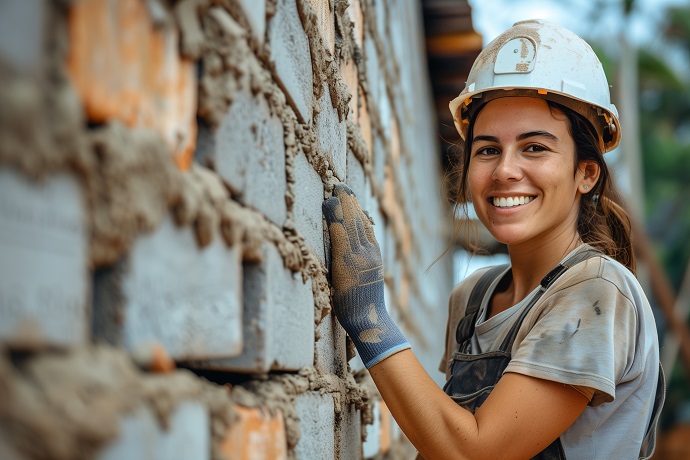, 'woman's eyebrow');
516,130,559,142
472,131,559,143
472,134,499,143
